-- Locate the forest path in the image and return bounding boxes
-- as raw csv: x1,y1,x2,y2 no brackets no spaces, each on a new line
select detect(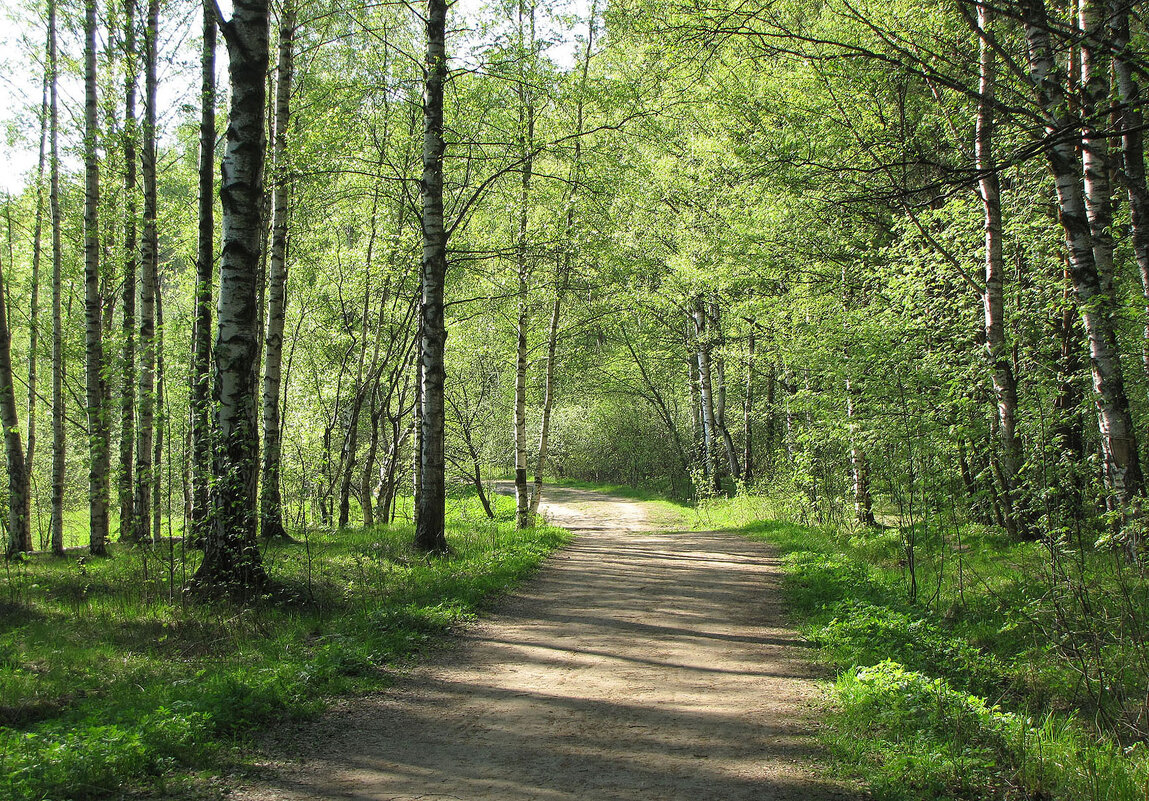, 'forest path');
228,485,860,801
